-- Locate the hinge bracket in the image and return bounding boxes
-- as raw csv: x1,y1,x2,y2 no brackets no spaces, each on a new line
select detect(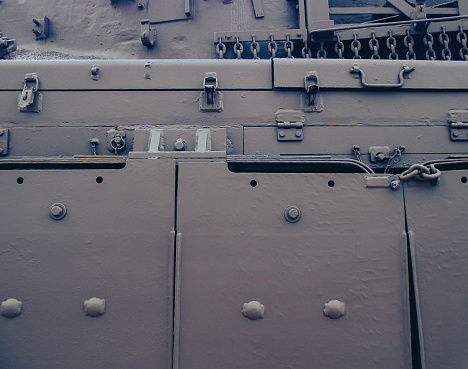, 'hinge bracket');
200,72,223,112
448,110,468,141
18,73,42,113
302,71,323,112
276,109,305,141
